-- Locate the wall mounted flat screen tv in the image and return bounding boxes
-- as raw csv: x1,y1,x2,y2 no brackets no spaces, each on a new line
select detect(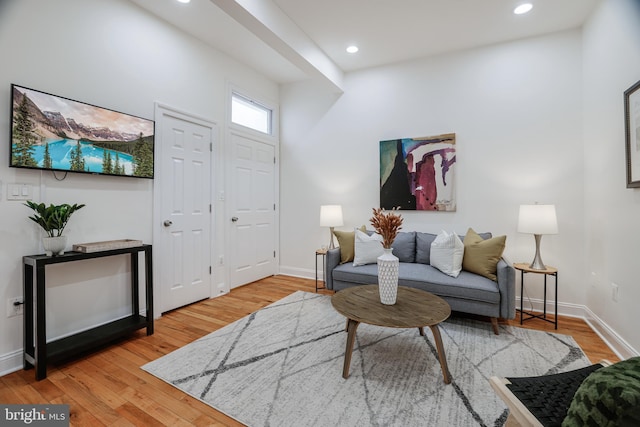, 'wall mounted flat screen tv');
10,84,154,178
